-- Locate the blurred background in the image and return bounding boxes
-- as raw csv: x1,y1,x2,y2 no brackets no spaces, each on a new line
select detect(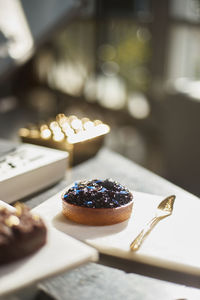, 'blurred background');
0,0,199,196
